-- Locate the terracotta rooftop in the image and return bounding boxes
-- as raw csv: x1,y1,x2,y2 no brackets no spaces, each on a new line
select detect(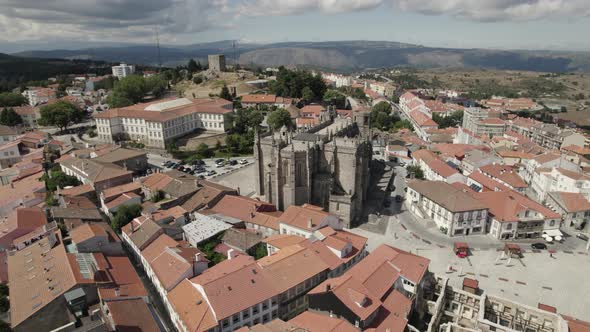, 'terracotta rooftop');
102,181,142,201
408,180,487,212
60,157,132,183
210,195,280,230
478,164,527,188
166,279,218,332
547,192,590,213
474,190,561,222
290,311,358,332
106,299,160,332
181,180,237,212
70,223,119,245
278,204,332,231
60,184,95,197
